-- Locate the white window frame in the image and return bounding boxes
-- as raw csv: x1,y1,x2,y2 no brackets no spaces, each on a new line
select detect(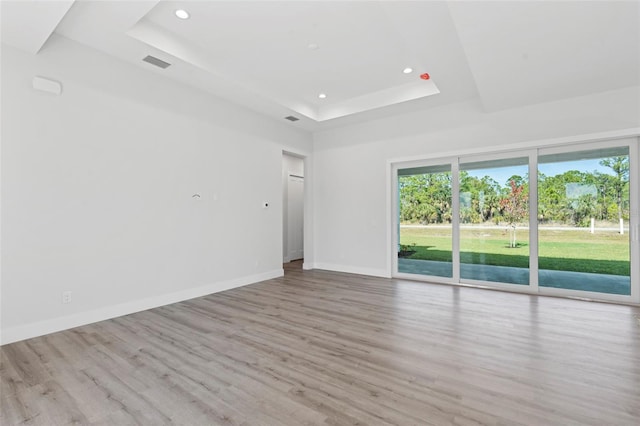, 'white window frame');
390,136,639,304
